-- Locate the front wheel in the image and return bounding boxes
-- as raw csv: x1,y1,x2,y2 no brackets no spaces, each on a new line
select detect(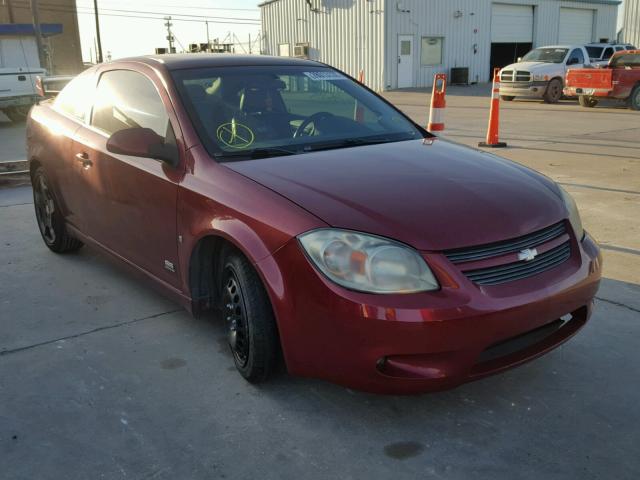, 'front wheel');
501,95,515,102
220,249,279,383
630,86,640,111
543,79,563,104
32,167,84,253
578,96,598,108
